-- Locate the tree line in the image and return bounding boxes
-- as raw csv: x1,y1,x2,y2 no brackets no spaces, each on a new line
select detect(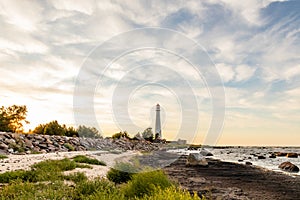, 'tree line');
0,105,158,141
0,105,100,138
